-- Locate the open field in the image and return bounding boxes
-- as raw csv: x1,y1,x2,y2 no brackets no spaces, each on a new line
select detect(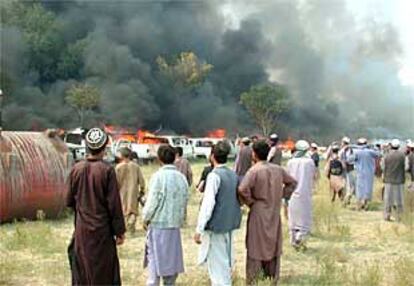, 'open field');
1,161,414,286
